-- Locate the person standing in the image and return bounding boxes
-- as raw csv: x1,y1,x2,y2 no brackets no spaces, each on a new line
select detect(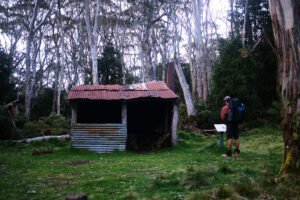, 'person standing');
220,96,240,157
